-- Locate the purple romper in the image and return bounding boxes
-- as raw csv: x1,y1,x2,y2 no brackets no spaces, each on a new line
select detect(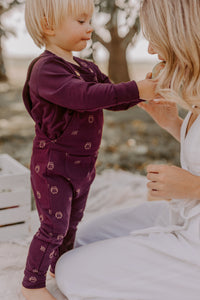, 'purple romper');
22,50,141,289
